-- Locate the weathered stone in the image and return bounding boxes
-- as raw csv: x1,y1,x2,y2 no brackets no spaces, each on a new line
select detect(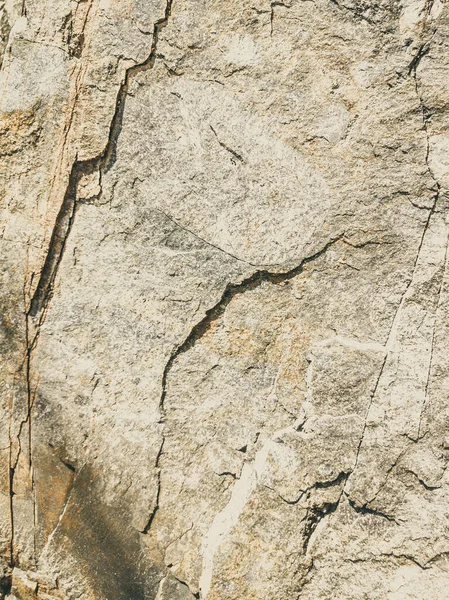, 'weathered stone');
2,0,449,598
